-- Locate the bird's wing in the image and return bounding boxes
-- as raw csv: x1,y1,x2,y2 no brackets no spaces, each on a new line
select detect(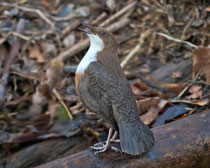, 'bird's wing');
86,61,139,123
86,61,155,155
